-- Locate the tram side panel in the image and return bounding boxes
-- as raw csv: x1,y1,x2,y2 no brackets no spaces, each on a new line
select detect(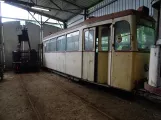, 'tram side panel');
66,52,82,78
65,29,83,78
82,52,95,82
133,52,150,87
56,53,66,73
44,52,82,79
111,52,133,91
44,53,57,70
